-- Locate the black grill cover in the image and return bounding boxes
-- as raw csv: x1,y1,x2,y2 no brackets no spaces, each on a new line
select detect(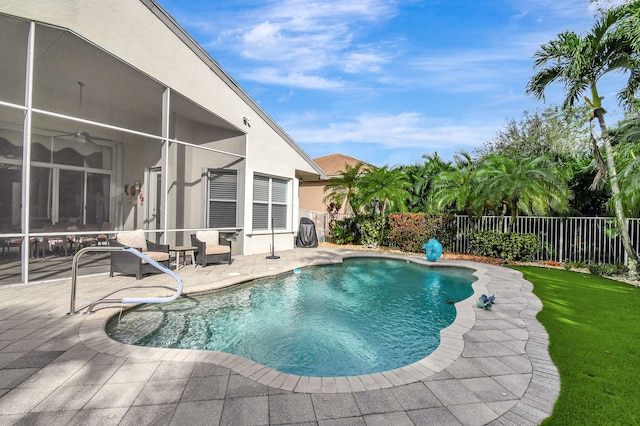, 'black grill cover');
296,217,318,248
